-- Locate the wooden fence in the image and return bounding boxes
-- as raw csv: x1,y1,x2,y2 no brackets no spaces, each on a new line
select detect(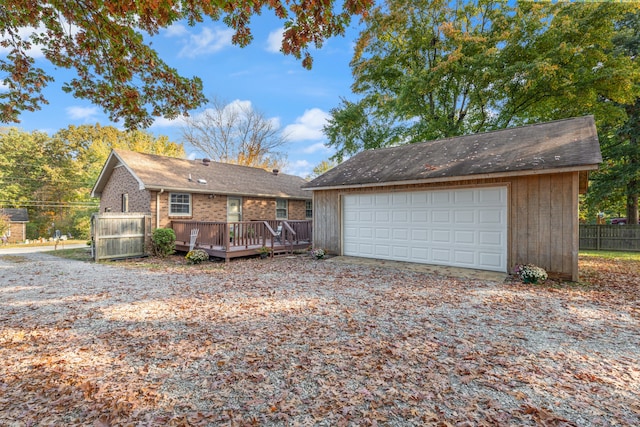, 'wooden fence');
579,225,640,252
91,213,151,261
